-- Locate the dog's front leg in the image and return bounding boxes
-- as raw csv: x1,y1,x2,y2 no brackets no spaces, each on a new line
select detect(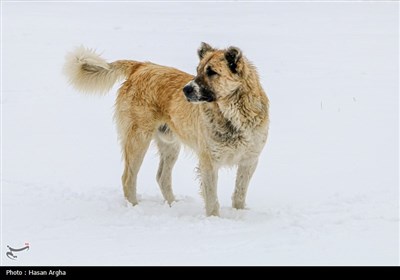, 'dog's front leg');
199,155,219,216
232,160,258,209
